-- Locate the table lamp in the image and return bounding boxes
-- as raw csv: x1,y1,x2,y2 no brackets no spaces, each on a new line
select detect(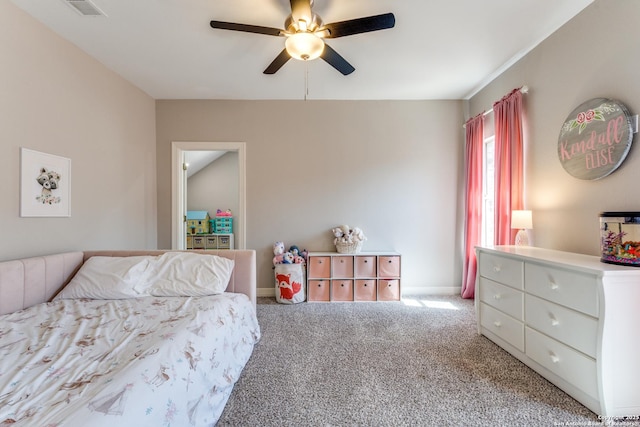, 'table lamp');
511,210,532,246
